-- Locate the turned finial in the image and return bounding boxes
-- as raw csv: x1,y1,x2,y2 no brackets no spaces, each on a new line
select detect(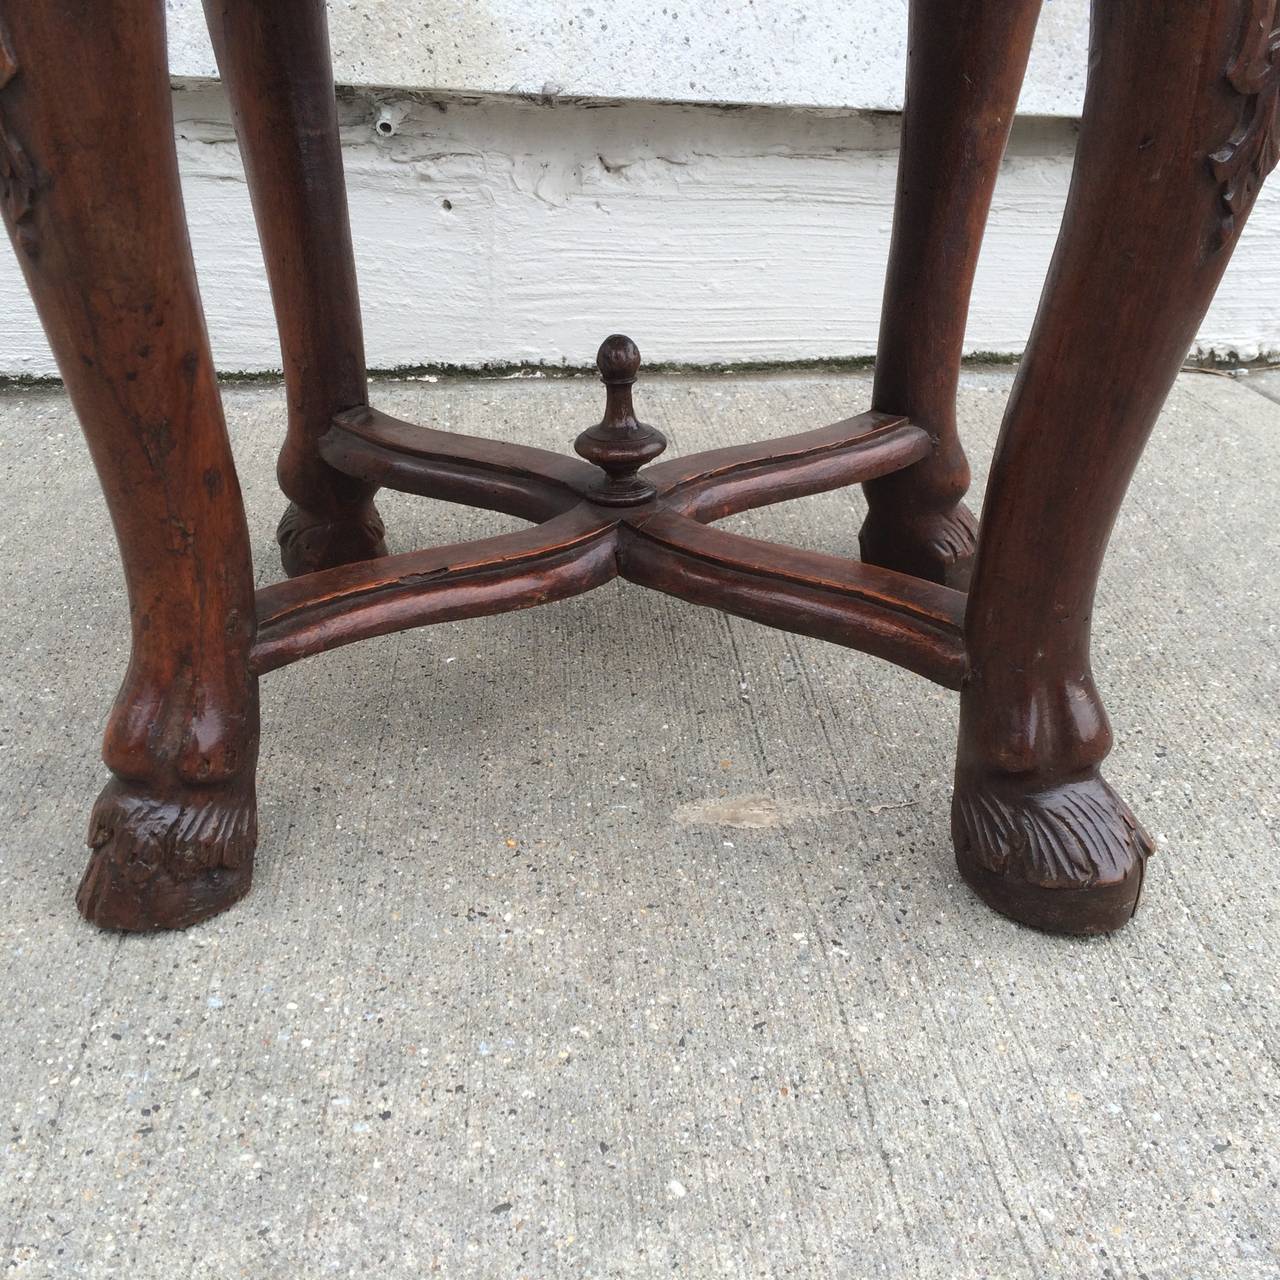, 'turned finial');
574,335,667,505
